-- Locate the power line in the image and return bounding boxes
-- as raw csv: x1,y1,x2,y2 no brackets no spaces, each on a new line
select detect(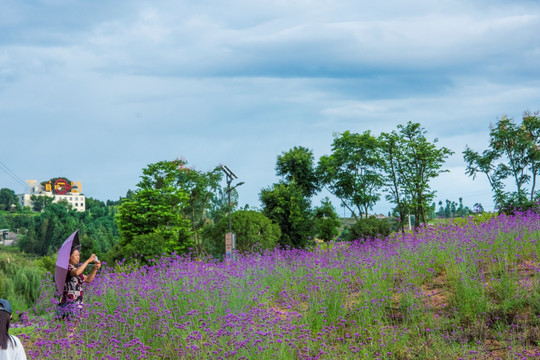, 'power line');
0,161,29,190
0,161,27,187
